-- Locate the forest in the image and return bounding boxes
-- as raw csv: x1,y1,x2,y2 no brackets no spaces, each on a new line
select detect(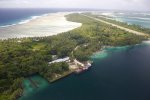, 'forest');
85,13,150,34
0,13,149,100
